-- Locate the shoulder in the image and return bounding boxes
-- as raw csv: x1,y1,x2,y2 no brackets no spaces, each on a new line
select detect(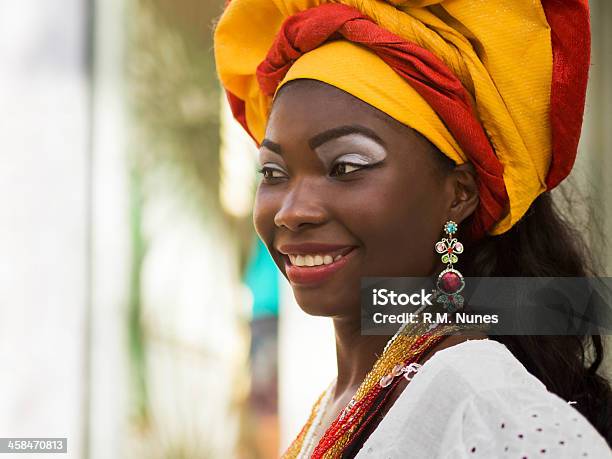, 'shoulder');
357,339,611,459
417,338,544,392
